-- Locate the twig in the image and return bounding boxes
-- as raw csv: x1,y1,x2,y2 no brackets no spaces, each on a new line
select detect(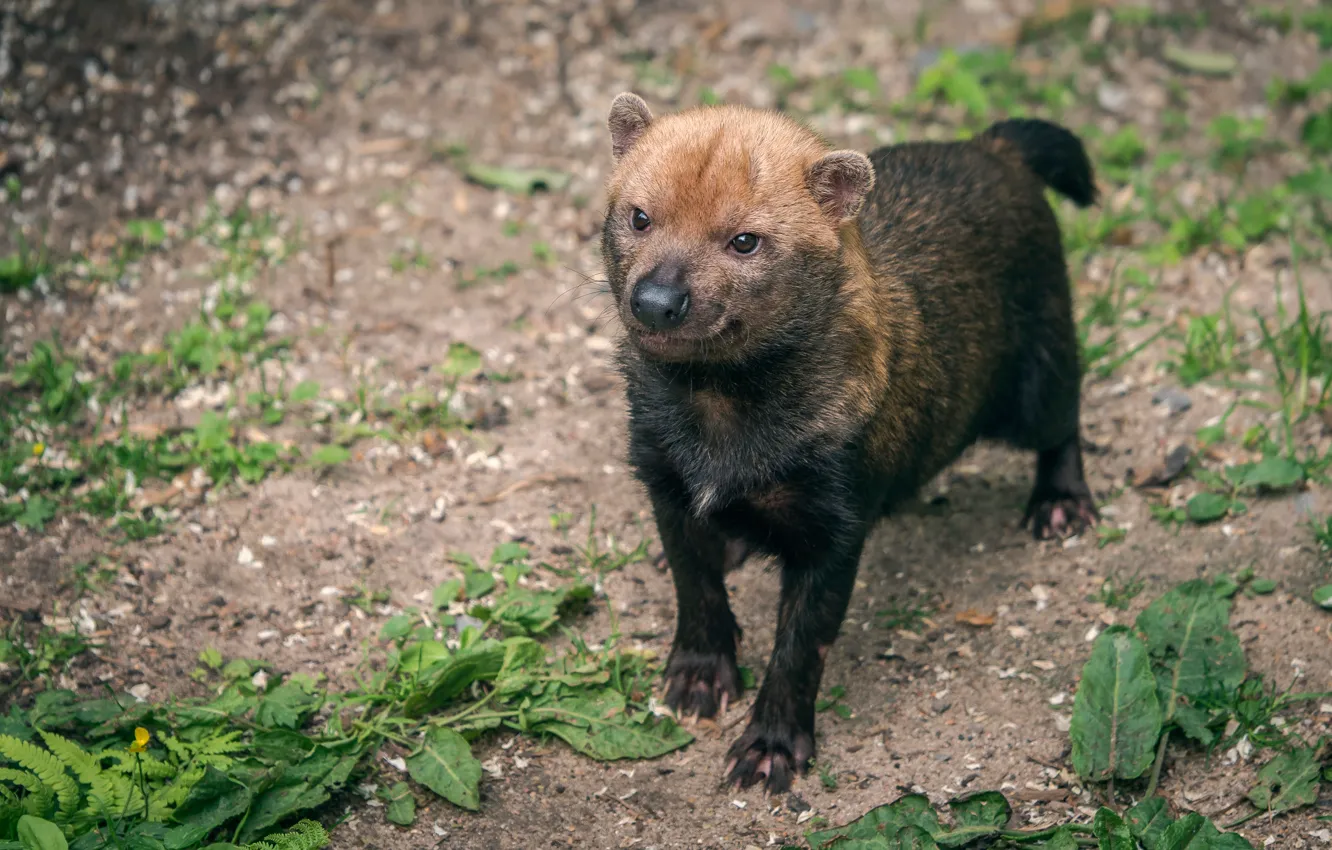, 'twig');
477,469,582,505
1224,809,1263,830
325,237,341,297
